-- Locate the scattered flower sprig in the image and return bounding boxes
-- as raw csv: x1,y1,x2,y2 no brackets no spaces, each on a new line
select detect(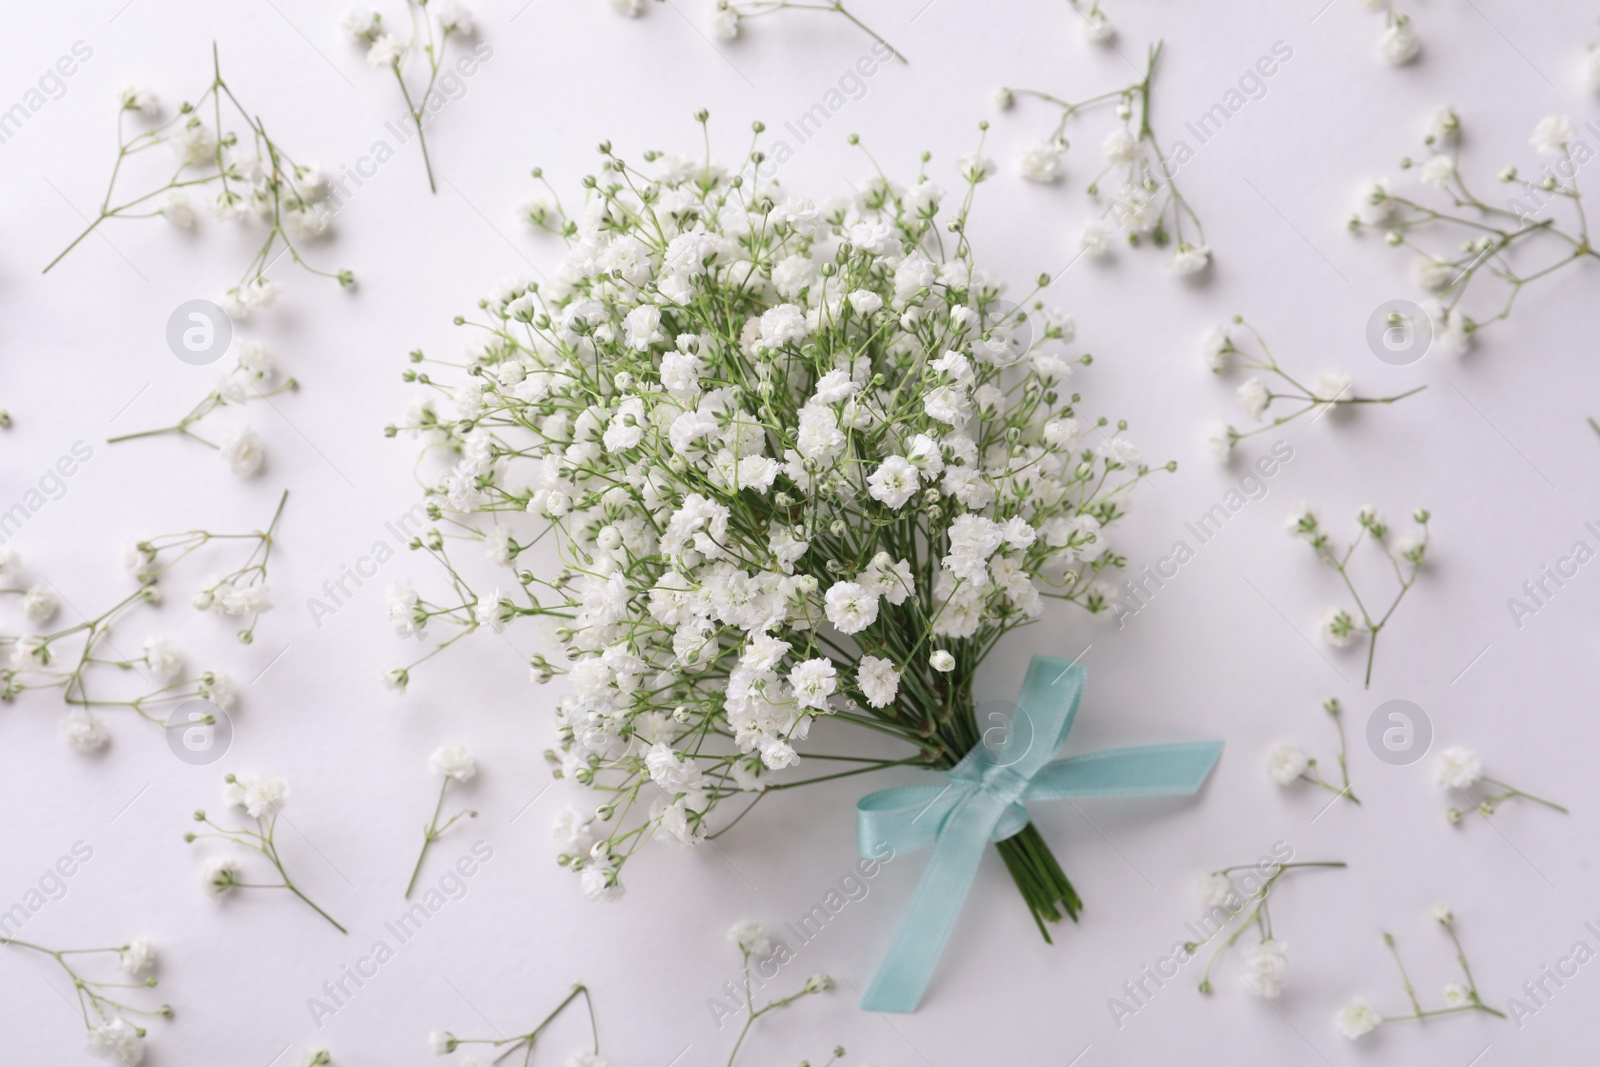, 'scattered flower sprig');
429,982,598,1064
128,489,288,643
107,342,295,477
724,921,838,1067
1,546,238,752
1287,503,1430,688
0,934,168,1065
1204,316,1423,457
701,0,906,60
1266,697,1360,805
405,743,480,897
1355,0,1420,66
1338,906,1505,1039
188,772,347,934
387,117,1166,930
342,1,478,194
997,42,1210,274
1435,745,1567,825
1349,109,1598,353
1192,861,1347,999
44,45,352,310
